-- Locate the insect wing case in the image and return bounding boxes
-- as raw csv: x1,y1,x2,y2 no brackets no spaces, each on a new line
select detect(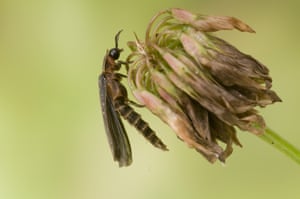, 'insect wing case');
99,73,132,167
